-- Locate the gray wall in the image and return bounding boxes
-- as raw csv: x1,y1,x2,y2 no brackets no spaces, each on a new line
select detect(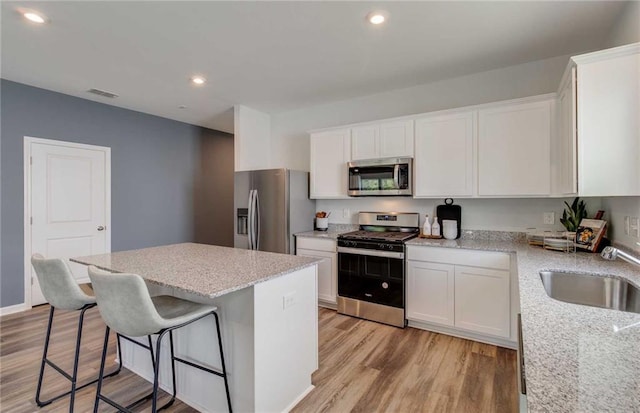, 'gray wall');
0,79,229,307
193,130,235,247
